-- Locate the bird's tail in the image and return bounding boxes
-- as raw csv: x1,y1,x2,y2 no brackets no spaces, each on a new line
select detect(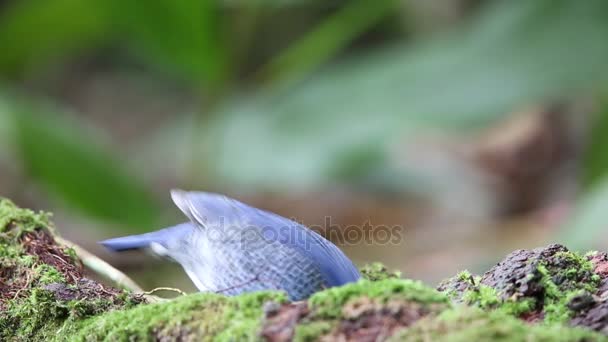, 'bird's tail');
99,222,194,251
